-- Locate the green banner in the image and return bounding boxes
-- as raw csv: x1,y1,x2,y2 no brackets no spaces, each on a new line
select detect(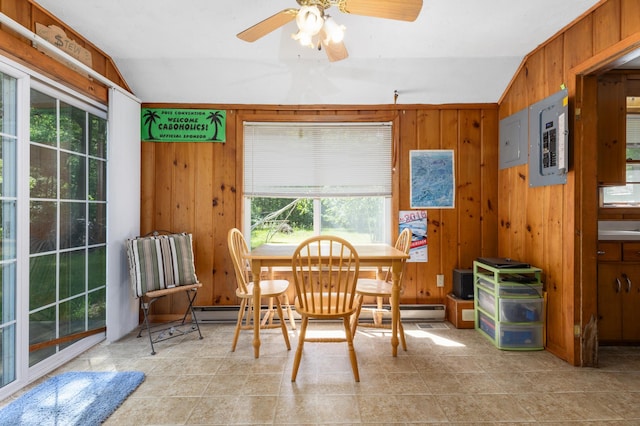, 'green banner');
141,108,226,142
